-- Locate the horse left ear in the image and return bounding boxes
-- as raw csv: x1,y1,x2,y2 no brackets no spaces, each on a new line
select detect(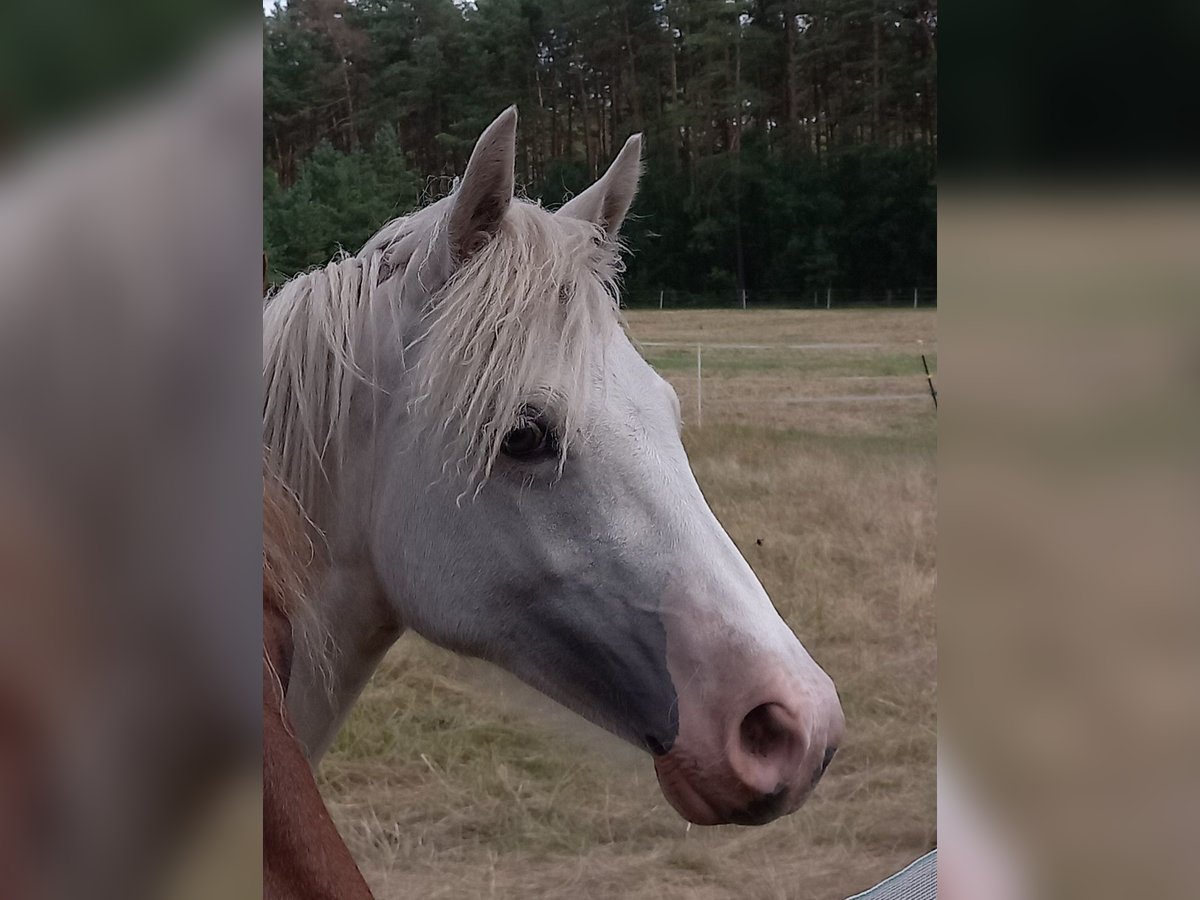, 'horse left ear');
558,133,642,236
448,106,518,264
